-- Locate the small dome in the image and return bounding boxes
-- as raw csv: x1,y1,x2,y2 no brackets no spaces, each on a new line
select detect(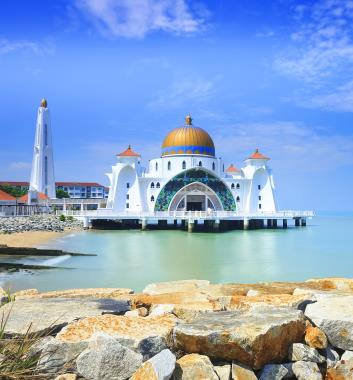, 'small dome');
162,115,215,157
40,98,48,108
